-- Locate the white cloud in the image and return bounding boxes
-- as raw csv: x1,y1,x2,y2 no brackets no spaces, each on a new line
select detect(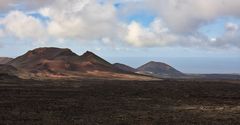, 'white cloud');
0,0,124,45
0,0,240,49
125,19,189,47
144,0,240,33
39,0,122,41
0,11,46,41
214,23,240,48
0,29,4,37
119,0,240,48
225,22,239,32
0,0,52,12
